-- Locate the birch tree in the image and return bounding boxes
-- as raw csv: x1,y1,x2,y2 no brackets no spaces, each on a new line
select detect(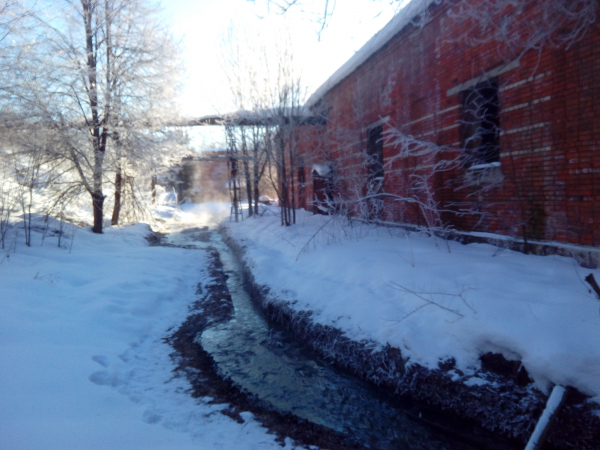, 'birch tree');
2,0,184,233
